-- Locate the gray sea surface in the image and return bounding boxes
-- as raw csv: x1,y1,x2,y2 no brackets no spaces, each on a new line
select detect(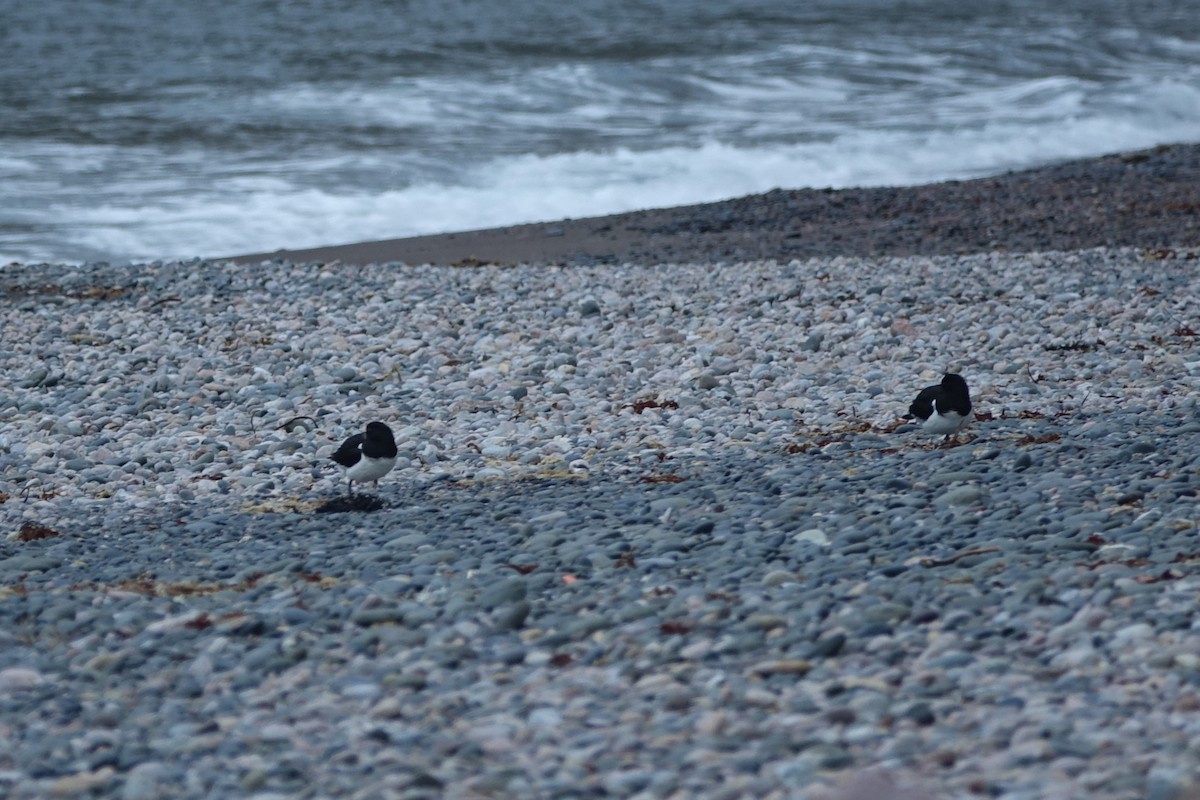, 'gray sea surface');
2,0,1199,262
